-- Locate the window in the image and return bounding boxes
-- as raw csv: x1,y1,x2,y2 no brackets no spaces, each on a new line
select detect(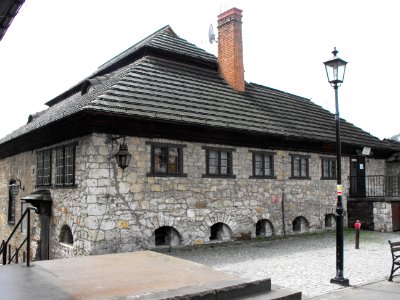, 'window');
56,145,75,186
37,150,52,186
321,157,336,179
8,182,15,224
291,155,310,179
251,151,275,178
59,225,73,245
147,142,185,176
203,147,235,177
